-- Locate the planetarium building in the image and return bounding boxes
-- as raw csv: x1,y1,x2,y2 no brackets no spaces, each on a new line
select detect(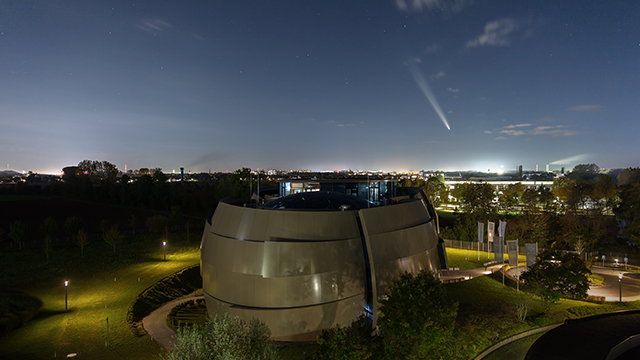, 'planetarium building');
200,181,447,341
